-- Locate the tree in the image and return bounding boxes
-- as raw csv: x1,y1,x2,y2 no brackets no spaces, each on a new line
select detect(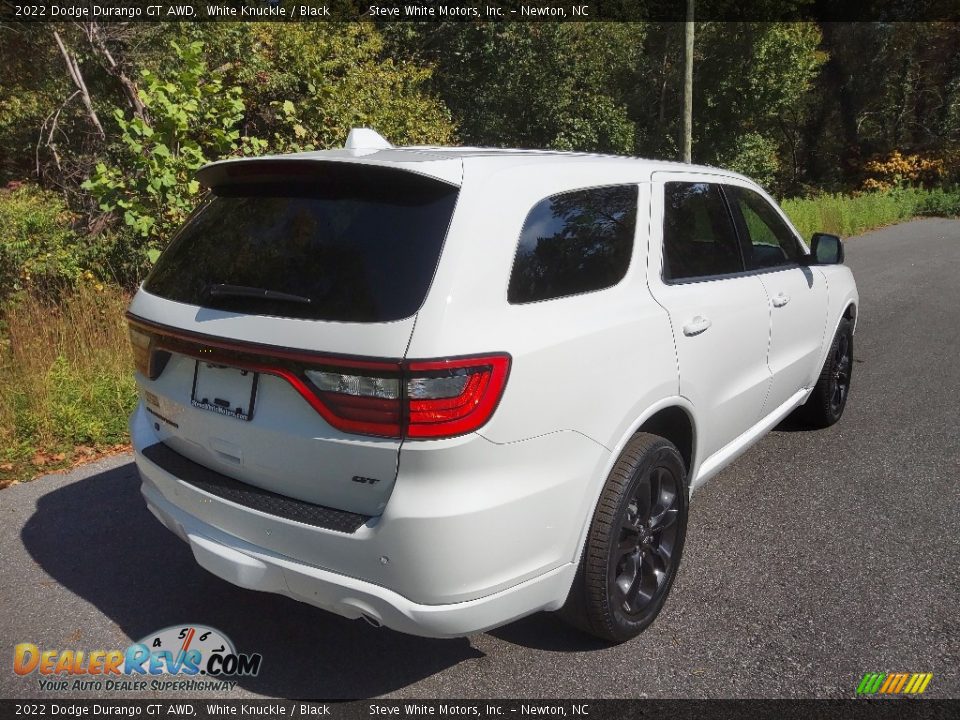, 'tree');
83,39,259,258
386,23,645,153
186,23,456,150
